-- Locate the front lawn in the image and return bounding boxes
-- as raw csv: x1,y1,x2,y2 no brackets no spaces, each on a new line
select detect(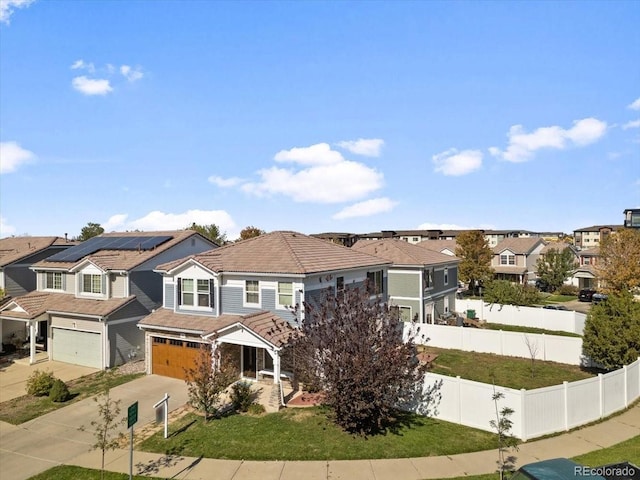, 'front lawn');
139,407,497,460
0,370,144,425
28,466,159,480
545,294,577,302
426,348,596,390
